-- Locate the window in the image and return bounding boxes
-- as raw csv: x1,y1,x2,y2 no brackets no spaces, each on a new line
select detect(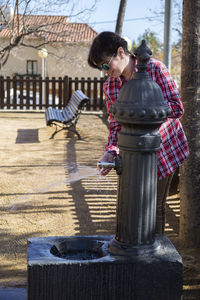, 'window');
27,60,38,75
